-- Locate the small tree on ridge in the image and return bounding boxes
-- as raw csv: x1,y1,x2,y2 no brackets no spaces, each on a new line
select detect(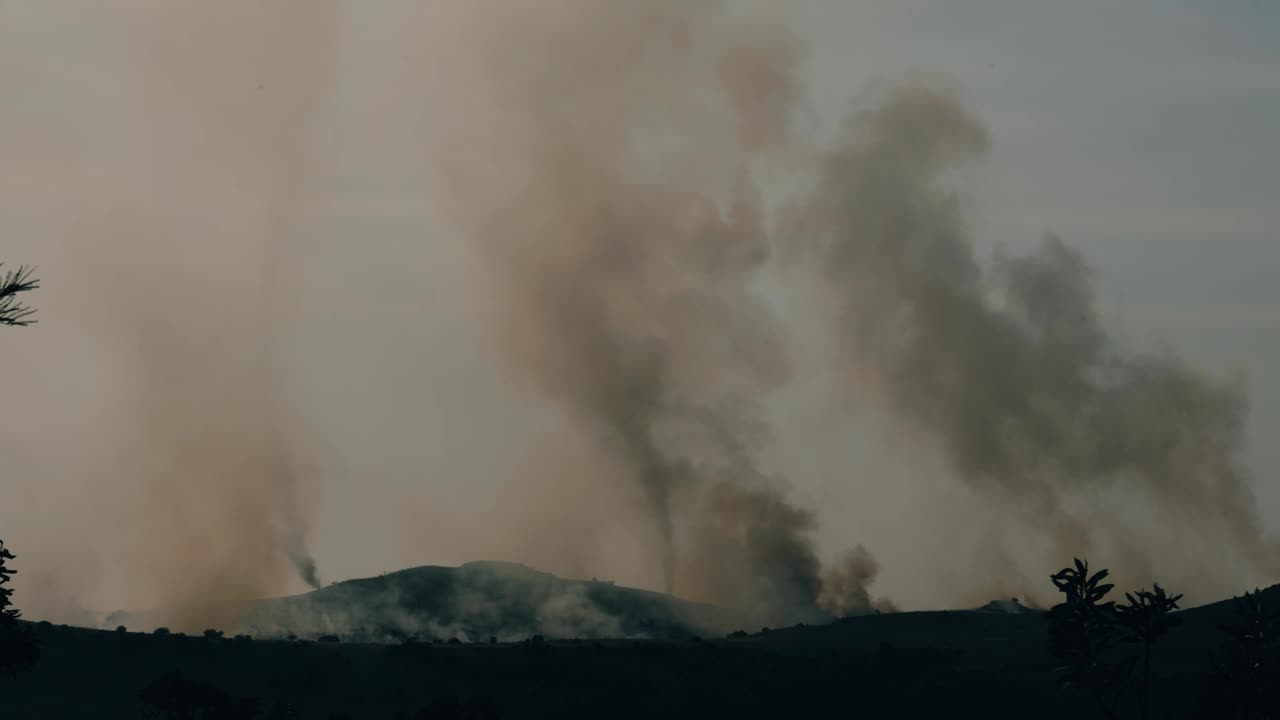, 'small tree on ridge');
0,540,39,676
